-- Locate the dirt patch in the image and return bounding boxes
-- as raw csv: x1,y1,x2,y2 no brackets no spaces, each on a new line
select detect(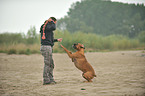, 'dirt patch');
0,51,145,96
